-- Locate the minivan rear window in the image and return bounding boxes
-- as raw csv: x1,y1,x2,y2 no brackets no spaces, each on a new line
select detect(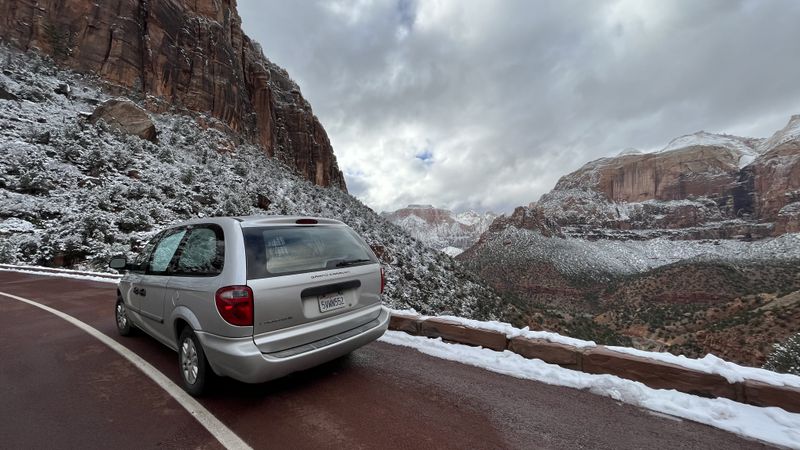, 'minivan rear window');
243,226,376,279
